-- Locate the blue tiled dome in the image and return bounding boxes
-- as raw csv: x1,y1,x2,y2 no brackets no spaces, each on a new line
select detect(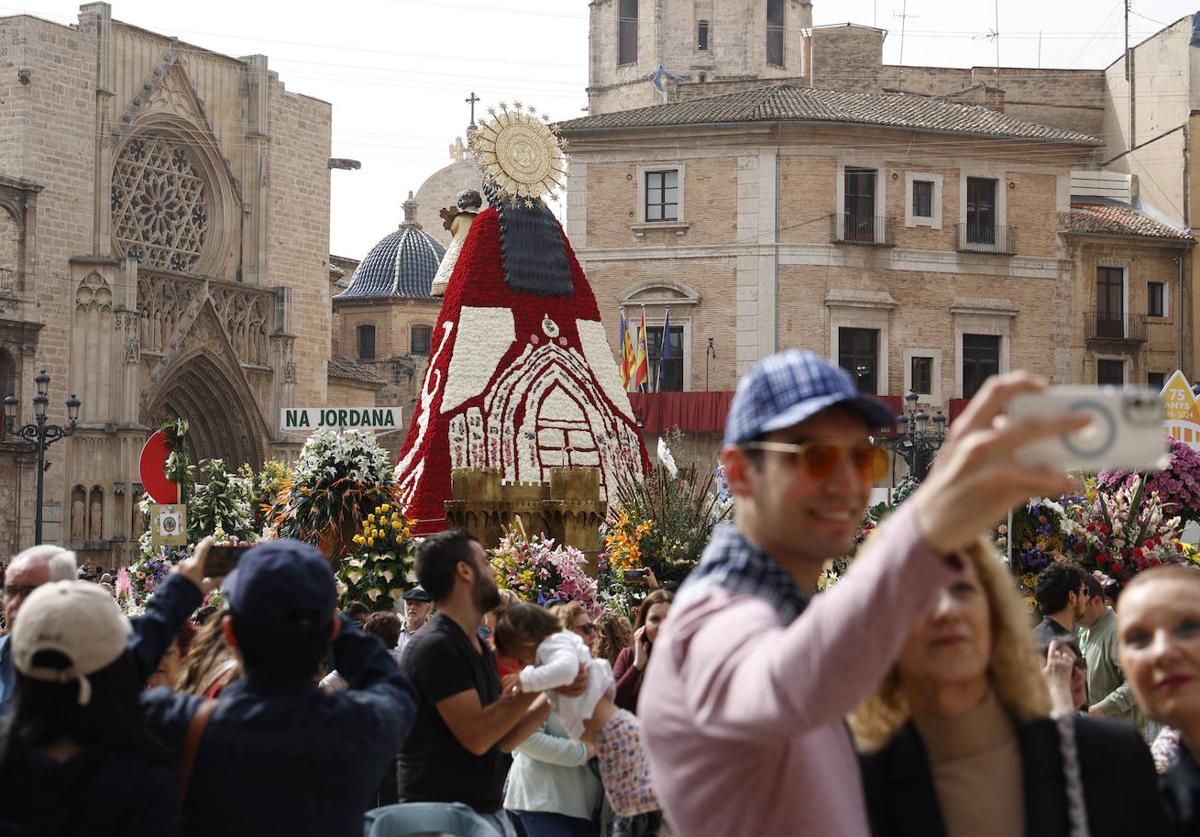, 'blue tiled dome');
336,193,446,301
